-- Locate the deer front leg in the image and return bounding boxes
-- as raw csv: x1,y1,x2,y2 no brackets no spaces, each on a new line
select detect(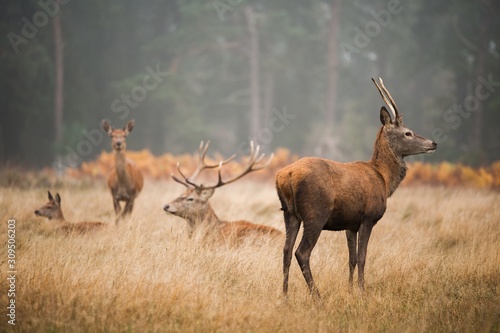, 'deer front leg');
346,230,358,292
357,221,374,293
